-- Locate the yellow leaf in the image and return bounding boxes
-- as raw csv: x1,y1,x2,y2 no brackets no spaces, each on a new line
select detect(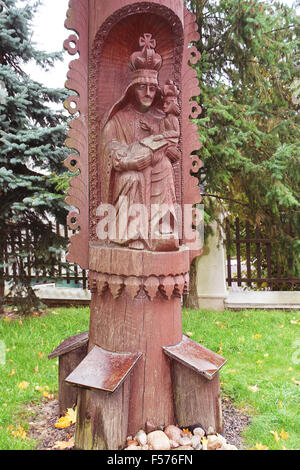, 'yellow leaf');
291,377,300,386
256,360,263,364
278,401,283,409
53,439,75,450
201,437,208,450
38,352,44,358
8,369,15,376
55,408,77,429
280,429,289,440
18,381,30,390
248,385,259,393
254,442,269,450
11,426,27,441
182,428,190,434
186,332,193,337
228,369,236,374
252,334,262,339
270,431,280,442
4,317,12,323
19,320,23,326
